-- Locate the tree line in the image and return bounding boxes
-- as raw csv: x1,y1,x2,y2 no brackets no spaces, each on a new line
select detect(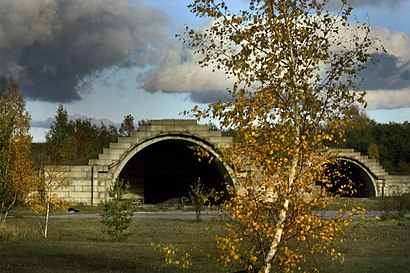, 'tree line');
336,106,410,175
32,106,140,166
221,106,410,176
38,99,410,177
43,103,410,176
0,76,140,225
